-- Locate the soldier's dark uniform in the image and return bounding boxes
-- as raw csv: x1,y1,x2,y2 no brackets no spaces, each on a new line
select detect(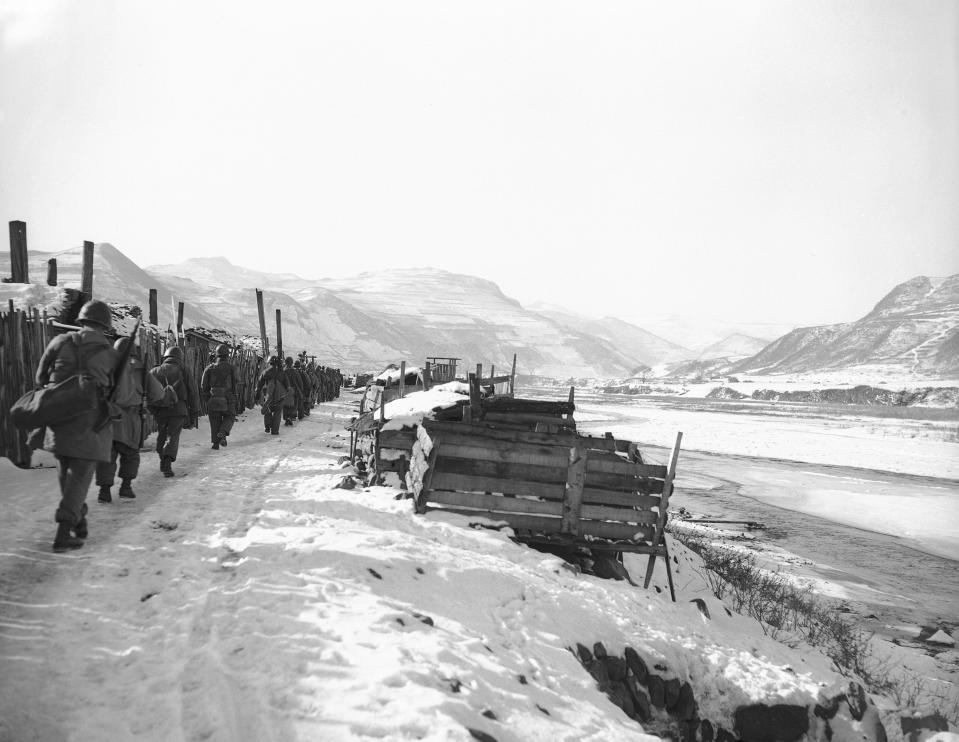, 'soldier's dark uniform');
201,344,237,450
149,346,197,477
35,300,119,551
